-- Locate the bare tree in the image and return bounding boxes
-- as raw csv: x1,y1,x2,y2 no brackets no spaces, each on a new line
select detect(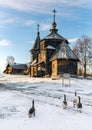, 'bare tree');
73,35,92,77
7,56,15,65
